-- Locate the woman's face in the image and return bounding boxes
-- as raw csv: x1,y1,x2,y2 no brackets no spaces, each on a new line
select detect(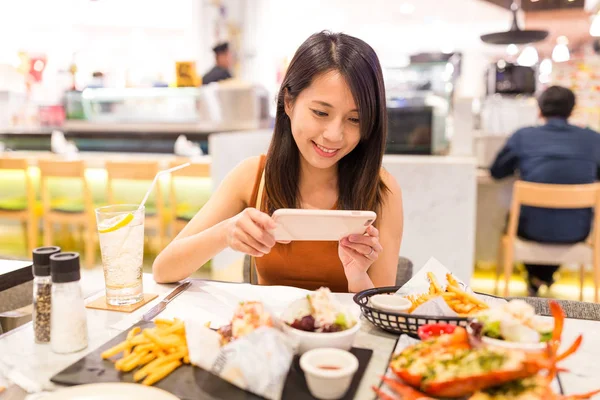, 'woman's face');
285,70,361,171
